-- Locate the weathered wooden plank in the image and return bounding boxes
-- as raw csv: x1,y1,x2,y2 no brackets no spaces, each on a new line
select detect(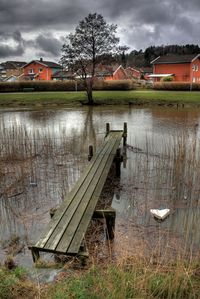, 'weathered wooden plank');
44,133,118,251
35,133,114,248
67,133,122,253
